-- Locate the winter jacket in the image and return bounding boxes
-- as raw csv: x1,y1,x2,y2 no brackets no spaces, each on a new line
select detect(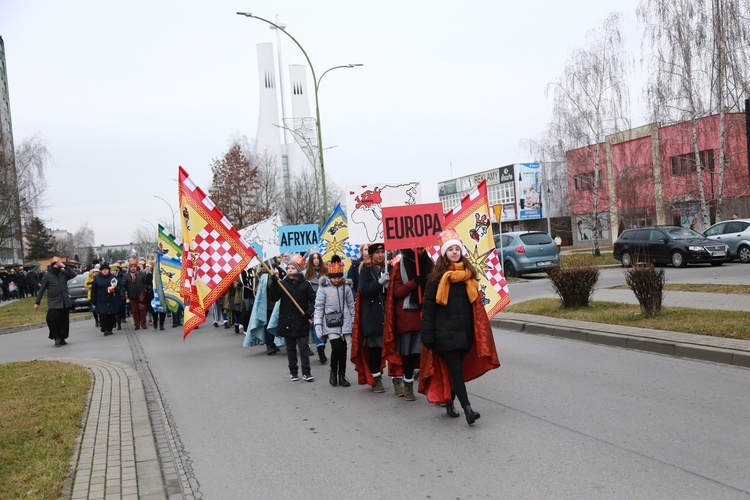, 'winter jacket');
36,266,77,309
268,272,315,338
121,269,148,300
358,263,387,338
313,276,355,336
420,279,474,353
390,262,422,334
91,272,122,315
